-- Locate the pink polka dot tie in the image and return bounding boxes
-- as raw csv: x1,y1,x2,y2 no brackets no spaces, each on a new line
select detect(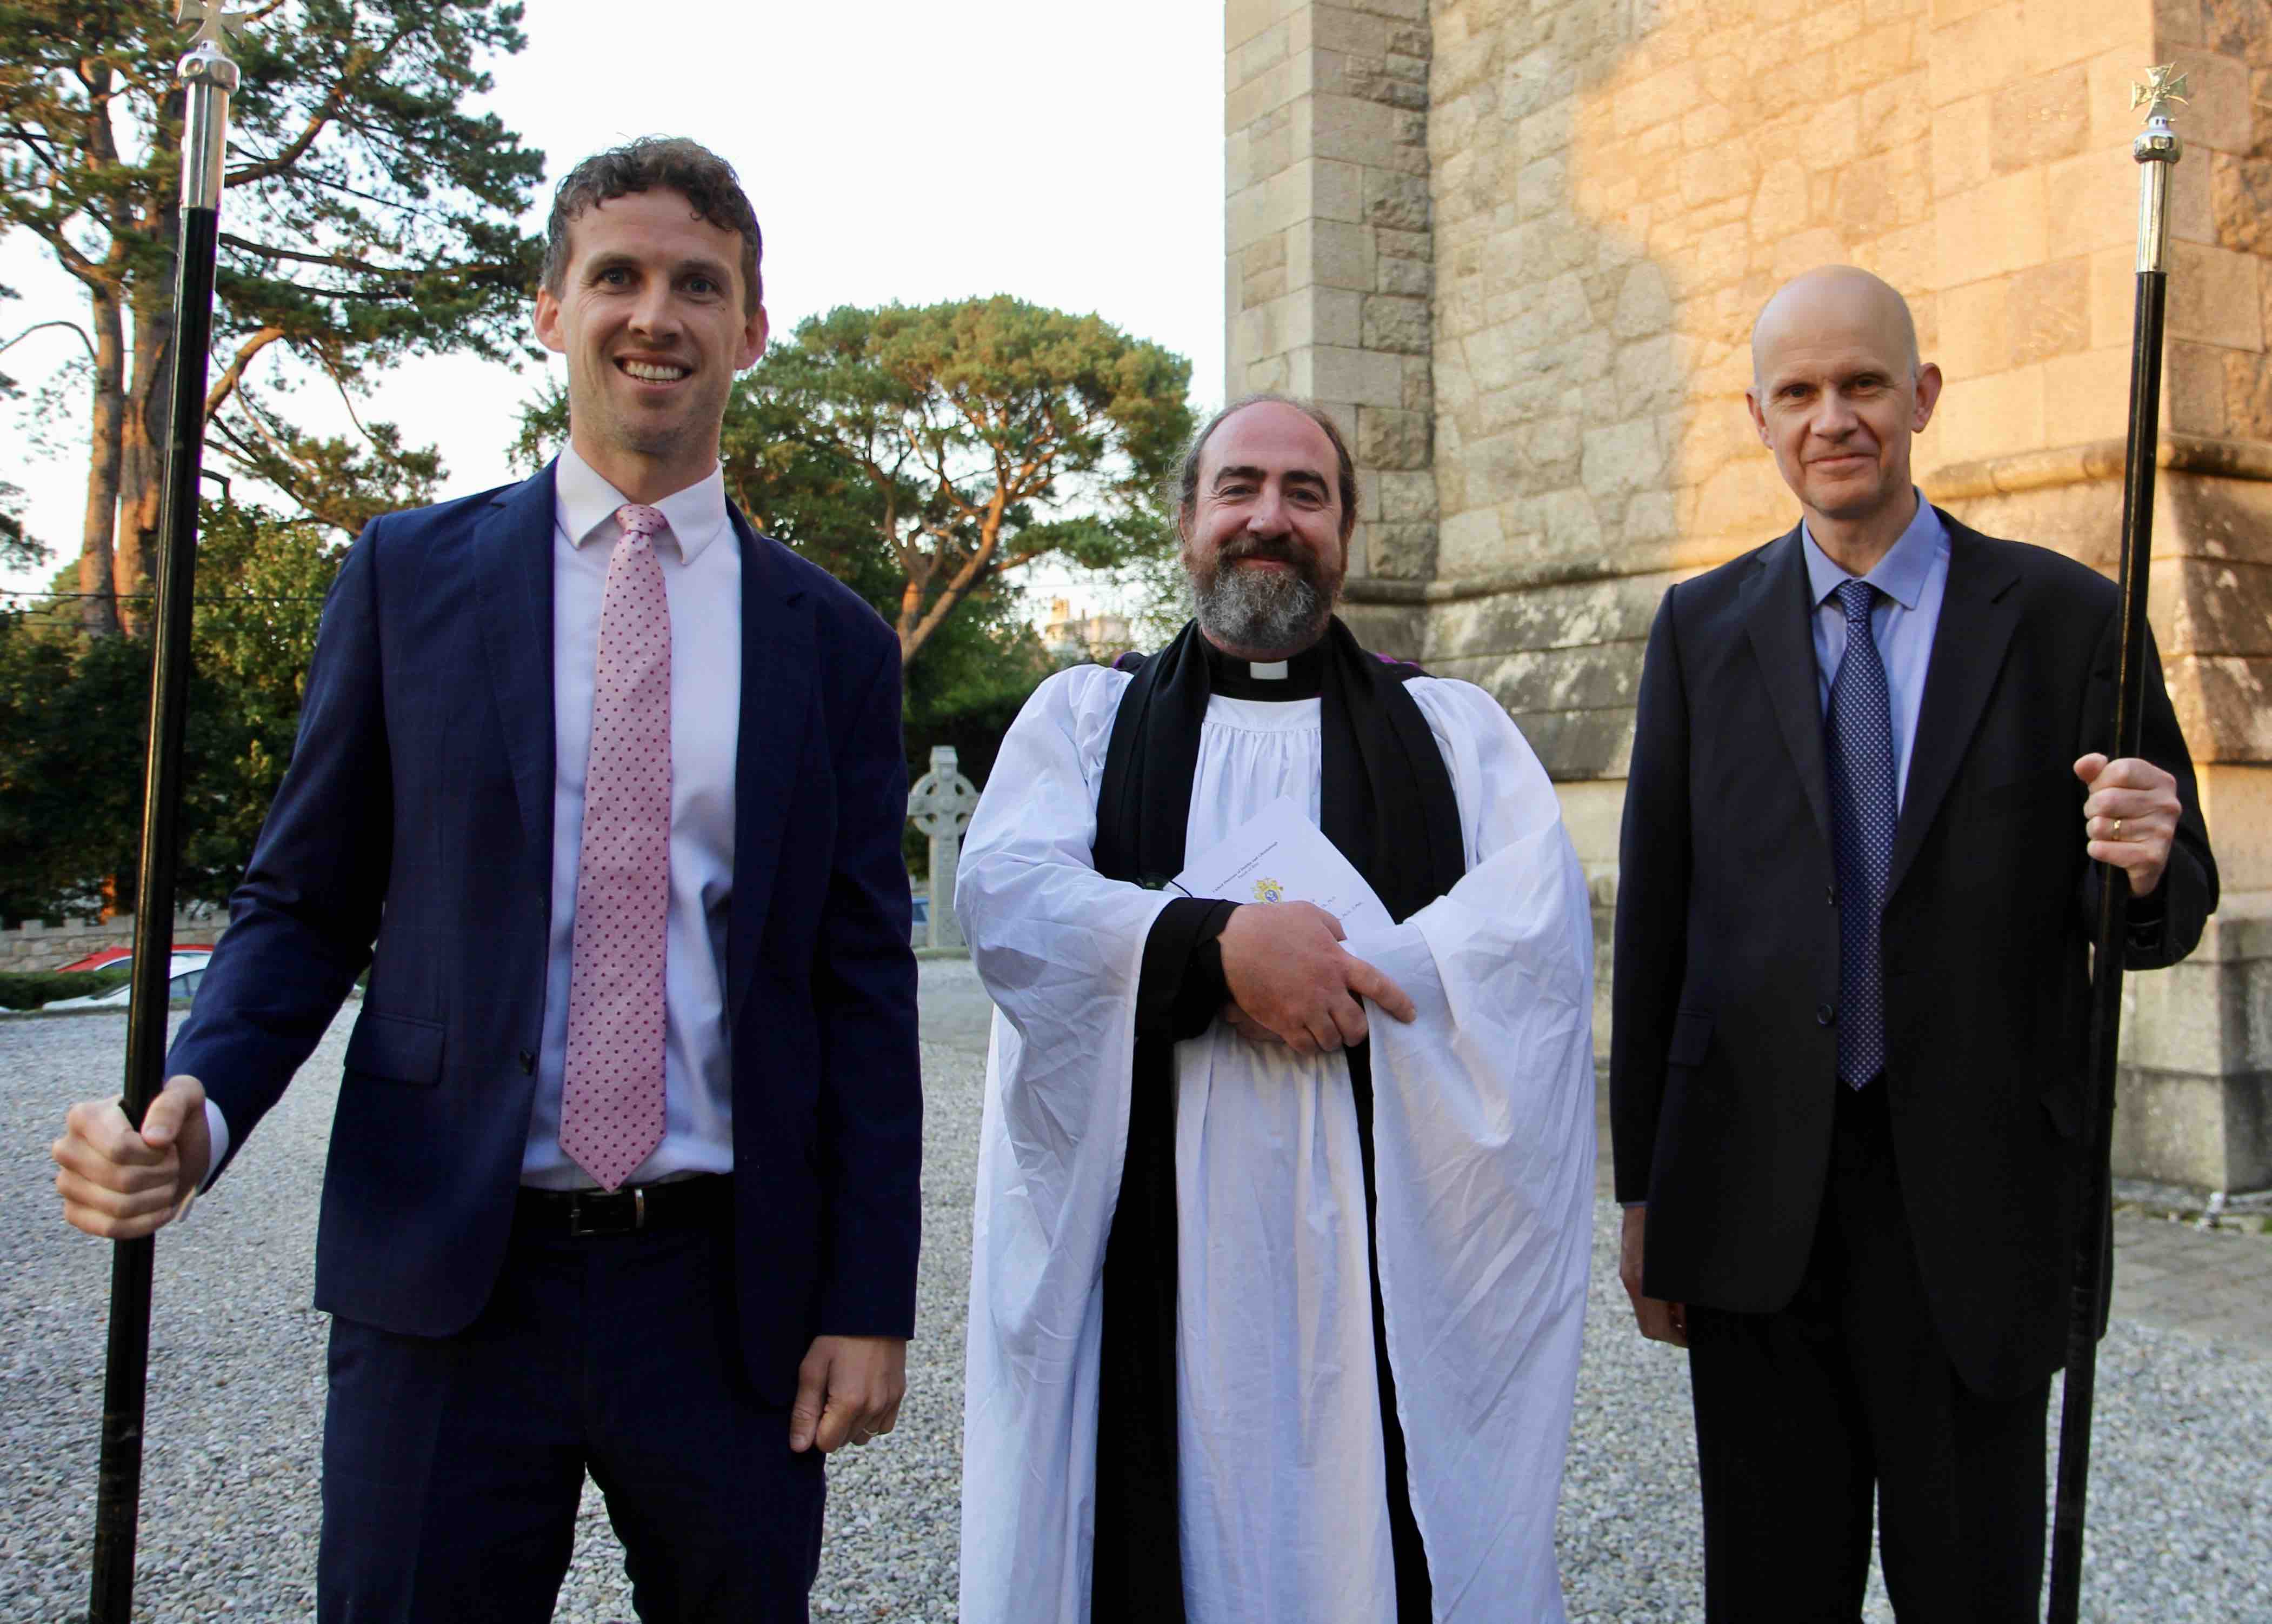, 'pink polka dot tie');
559,503,672,1191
